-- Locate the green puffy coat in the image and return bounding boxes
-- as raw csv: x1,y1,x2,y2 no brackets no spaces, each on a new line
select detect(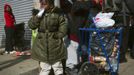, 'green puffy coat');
28,7,67,64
